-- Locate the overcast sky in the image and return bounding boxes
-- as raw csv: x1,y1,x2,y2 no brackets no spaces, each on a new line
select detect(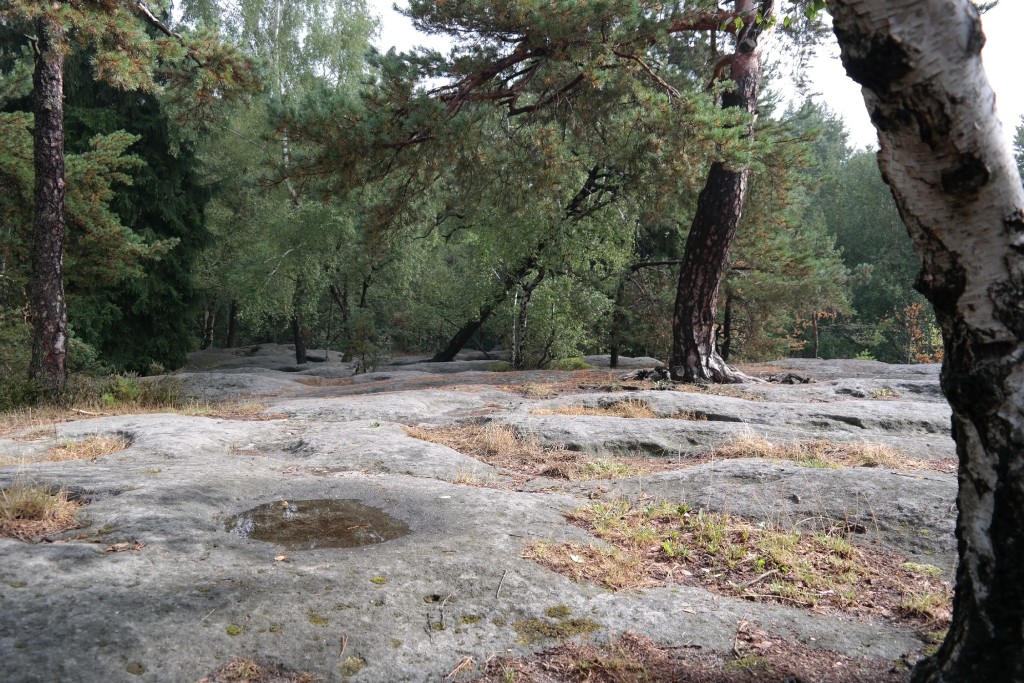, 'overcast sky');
367,2,1022,152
